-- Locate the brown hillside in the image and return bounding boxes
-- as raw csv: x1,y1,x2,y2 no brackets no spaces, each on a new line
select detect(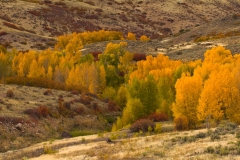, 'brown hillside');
0,0,240,51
